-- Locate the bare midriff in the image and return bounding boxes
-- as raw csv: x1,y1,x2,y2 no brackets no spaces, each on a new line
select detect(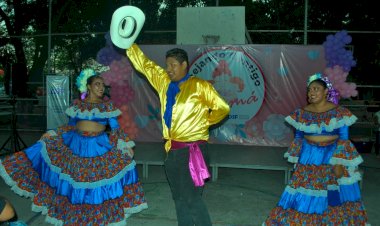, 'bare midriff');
304,135,339,143
76,120,106,133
